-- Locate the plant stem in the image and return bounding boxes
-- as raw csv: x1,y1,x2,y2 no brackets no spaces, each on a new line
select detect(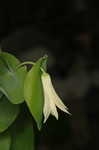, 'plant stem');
16,61,35,69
